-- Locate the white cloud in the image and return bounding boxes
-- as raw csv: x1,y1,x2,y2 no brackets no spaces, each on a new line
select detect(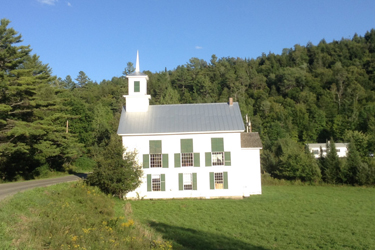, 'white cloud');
38,0,58,5
195,46,203,49
67,2,71,6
